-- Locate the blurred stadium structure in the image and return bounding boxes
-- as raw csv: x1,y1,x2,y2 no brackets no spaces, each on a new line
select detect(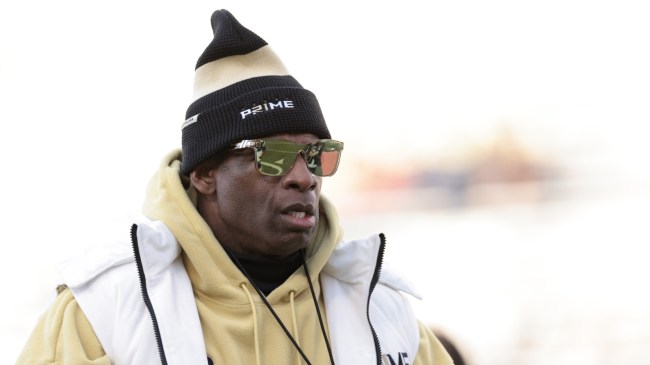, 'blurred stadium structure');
327,120,650,365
